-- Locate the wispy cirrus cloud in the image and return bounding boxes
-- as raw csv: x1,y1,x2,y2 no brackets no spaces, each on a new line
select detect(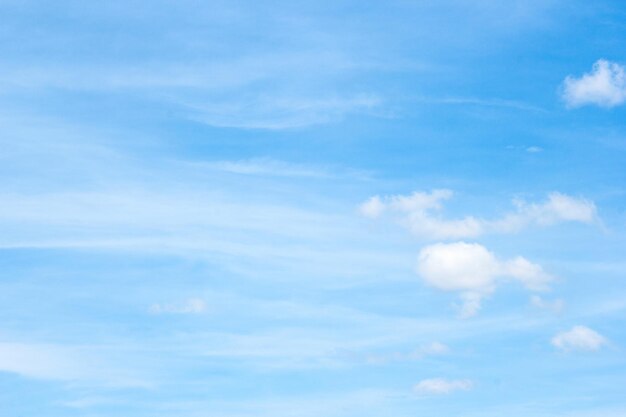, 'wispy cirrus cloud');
415,96,547,113
149,297,207,315
183,94,381,130
0,342,150,387
191,158,333,178
0,45,381,131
